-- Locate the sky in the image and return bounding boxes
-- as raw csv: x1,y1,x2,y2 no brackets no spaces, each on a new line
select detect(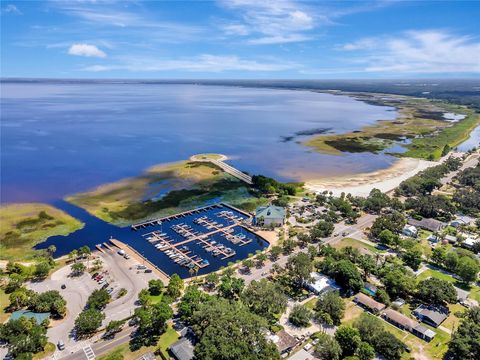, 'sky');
1,0,479,79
